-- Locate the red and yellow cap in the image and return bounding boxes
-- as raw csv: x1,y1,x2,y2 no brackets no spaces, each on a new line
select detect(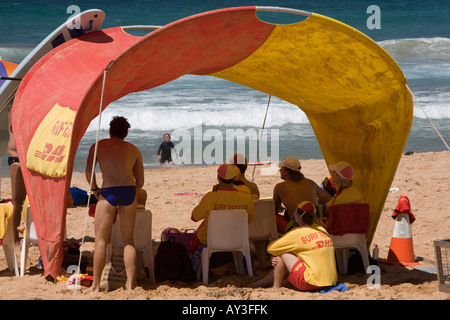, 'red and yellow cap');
217,164,237,180
329,161,354,180
297,201,316,213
